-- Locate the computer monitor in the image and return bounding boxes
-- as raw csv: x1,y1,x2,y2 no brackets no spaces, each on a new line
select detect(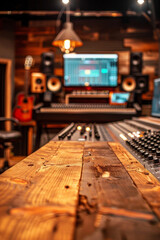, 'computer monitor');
151,78,160,117
109,92,130,105
63,53,118,90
